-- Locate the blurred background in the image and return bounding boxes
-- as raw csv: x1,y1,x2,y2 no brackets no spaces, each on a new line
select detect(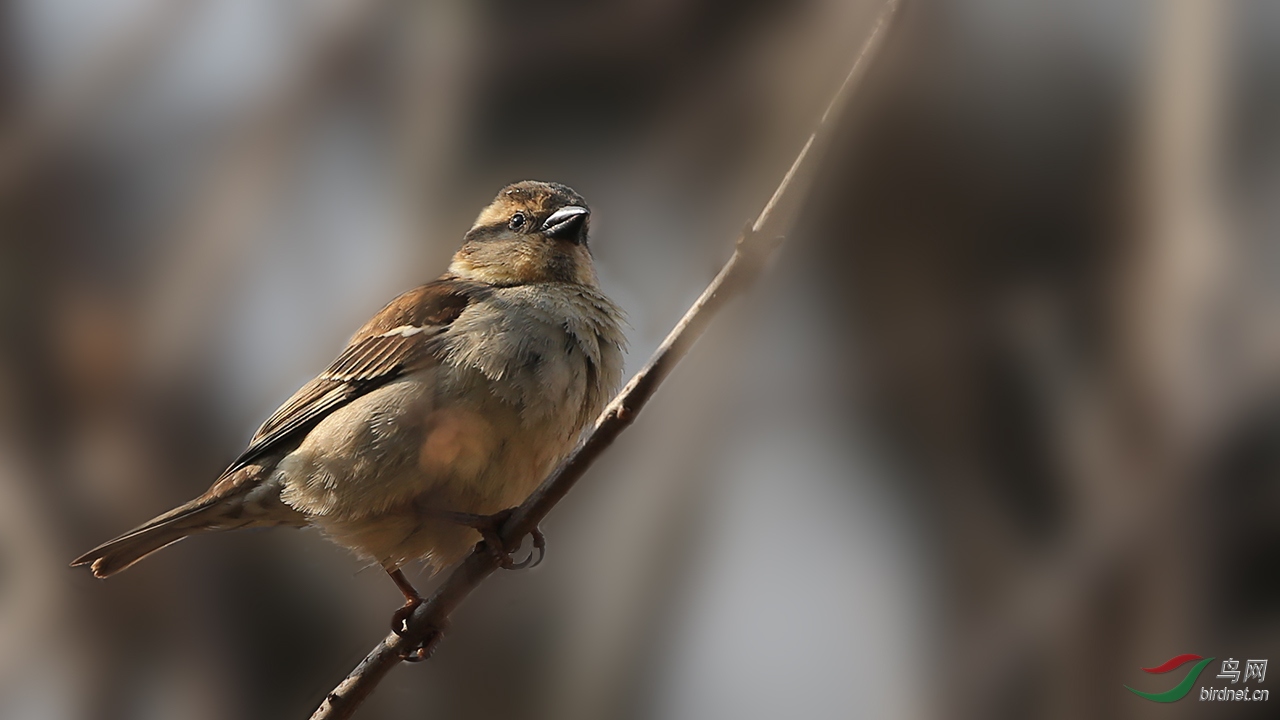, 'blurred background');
1,0,1277,718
